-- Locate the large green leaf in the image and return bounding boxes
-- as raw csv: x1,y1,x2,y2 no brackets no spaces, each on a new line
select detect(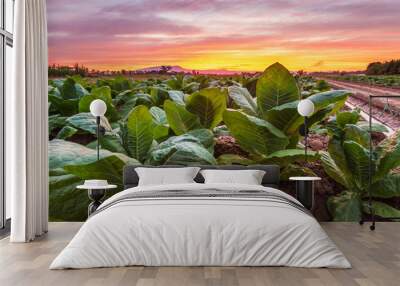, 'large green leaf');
66,112,112,135
217,154,255,165
327,191,362,221
344,124,370,148
64,154,137,189
343,140,372,190
49,115,67,133
48,95,80,116
124,105,154,162
60,77,89,100
363,201,400,219
147,129,216,165
307,90,350,112
86,135,127,155
49,173,86,221
370,174,400,198
327,139,354,188
228,86,258,116
374,133,400,182
336,110,360,128
150,106,169,140
49,139,115,169
168,90,186,105
320,151,349,188
223,109,289,158
280,164,316,181
357,122,389,133
164,100,201,135
79,86,119,121
151,87,170,106
256,62,300,114
263,101,303,135
264,149,319,166
186,87,227,129
56,126,78,139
